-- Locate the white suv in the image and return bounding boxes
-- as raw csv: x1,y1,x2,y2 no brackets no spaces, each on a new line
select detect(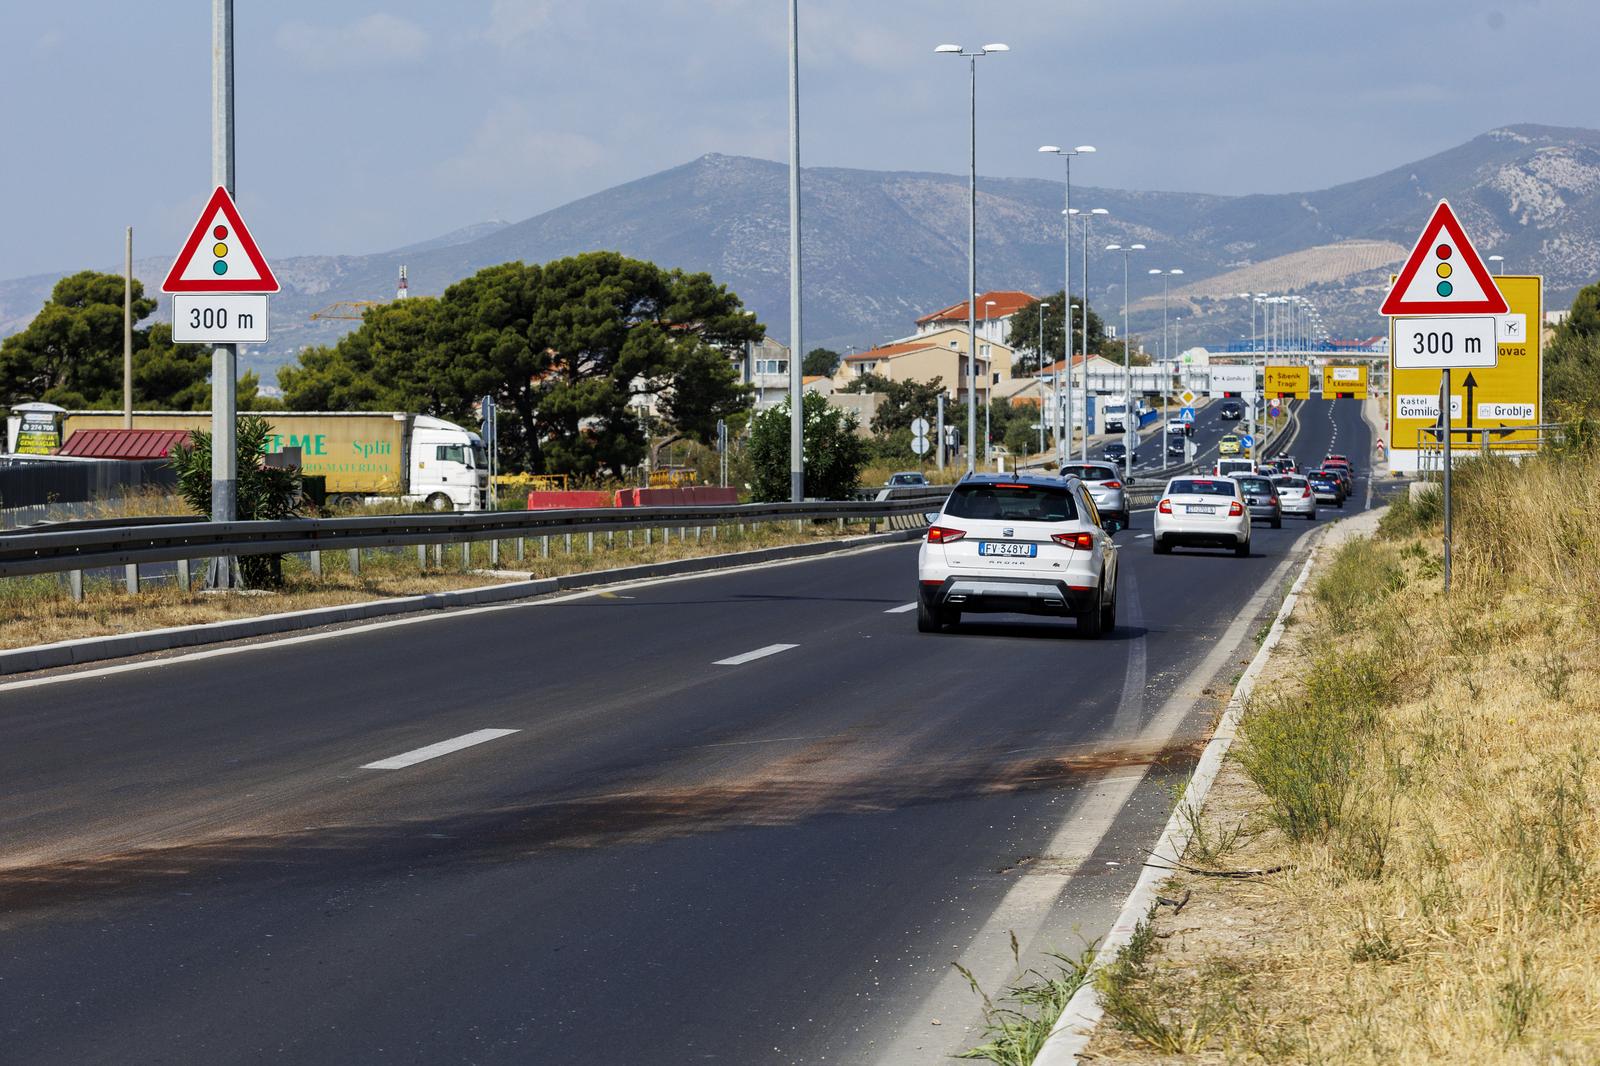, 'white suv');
1153,475,1251,556
916,474,1120,637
